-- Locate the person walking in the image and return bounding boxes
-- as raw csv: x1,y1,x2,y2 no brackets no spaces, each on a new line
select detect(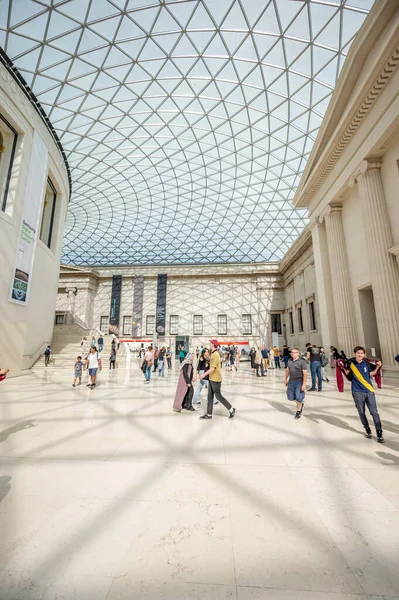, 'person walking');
320,346,330,382
344,346,384,442
249,347,256,373
284,348,307,419
179,345,186,364
90,336,96,349
306,342,322,391
255,347,263,377
273,346,280,369
85,346,102,389
98,335,104,352
193,348,210,405
44,345,52,367
234,346,241,370
109,348,116,369
268,346,275,369
142,345,153,383
158,347,165,377
81,337,87,355
72,356,83,387
165,347,172,369
199,340,235,420
282,345,290,368
153,347,159,372
330,346,339,368
173,352,195,412
261,345,269,375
